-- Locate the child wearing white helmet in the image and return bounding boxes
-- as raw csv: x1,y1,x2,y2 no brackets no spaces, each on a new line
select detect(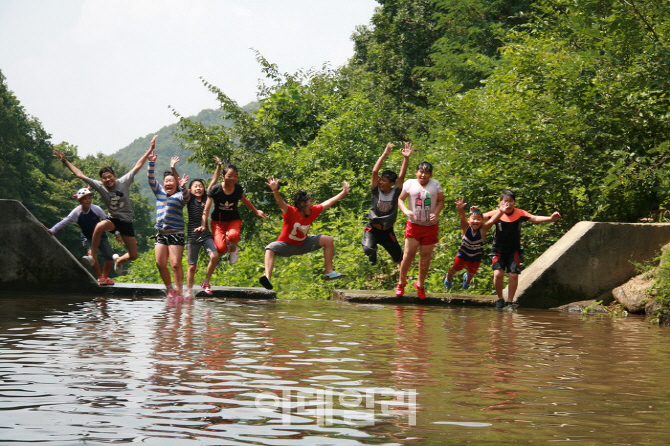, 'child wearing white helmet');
46,187,117,285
